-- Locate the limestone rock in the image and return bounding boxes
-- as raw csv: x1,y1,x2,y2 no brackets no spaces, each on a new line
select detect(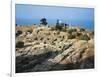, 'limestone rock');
16,26,94,72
